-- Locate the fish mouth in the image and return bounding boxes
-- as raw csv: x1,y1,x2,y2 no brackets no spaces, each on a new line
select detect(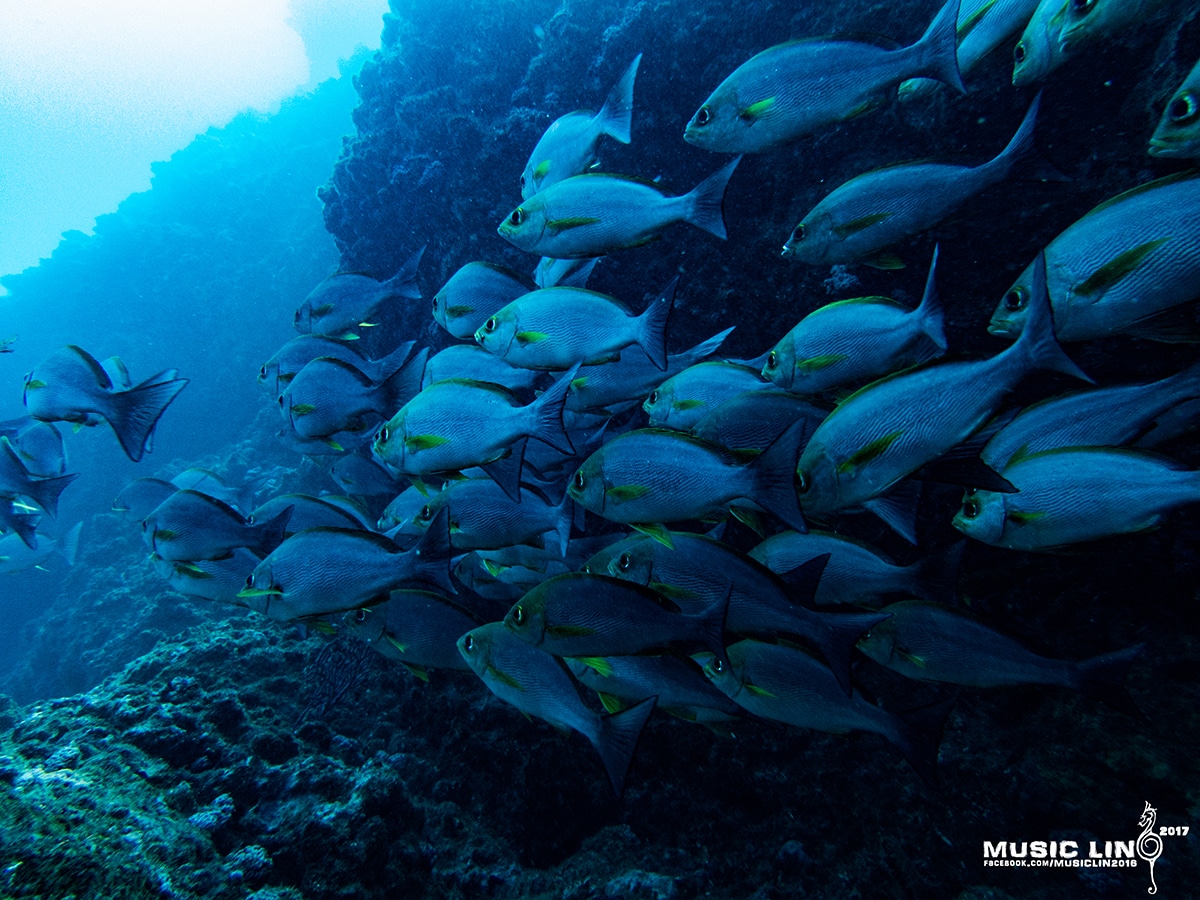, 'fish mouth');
1148,138,1188,158
986,321,1019,339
